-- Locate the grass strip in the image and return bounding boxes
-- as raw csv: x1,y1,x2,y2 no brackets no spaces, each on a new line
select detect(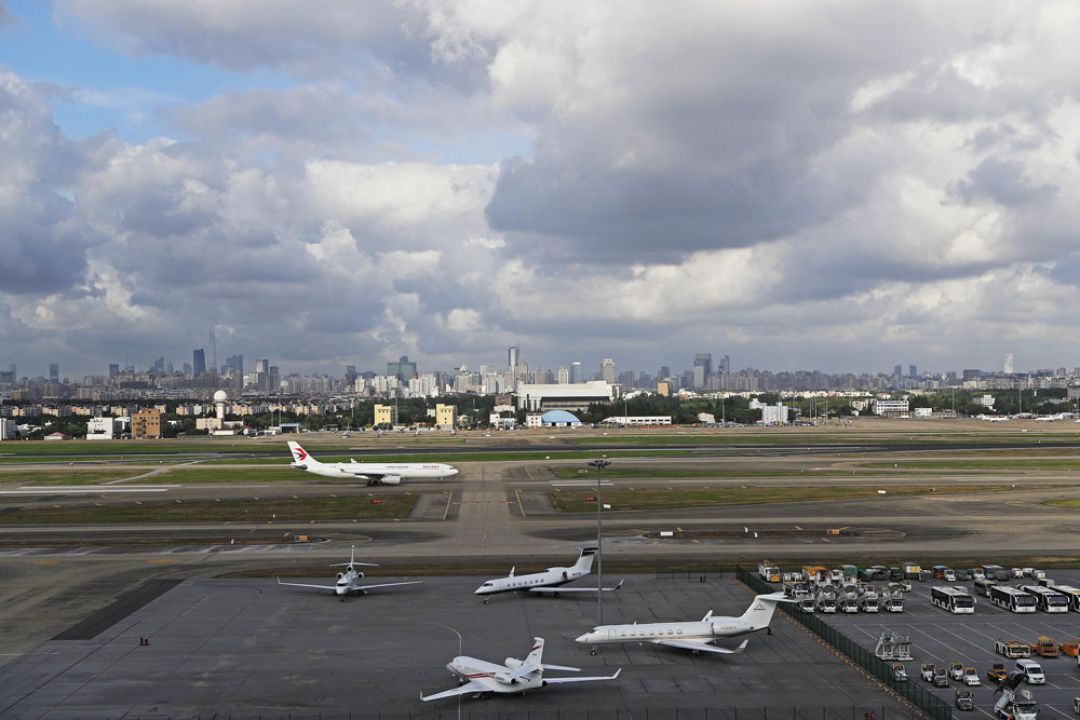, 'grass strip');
550,484,1027,513
0,494,417,524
